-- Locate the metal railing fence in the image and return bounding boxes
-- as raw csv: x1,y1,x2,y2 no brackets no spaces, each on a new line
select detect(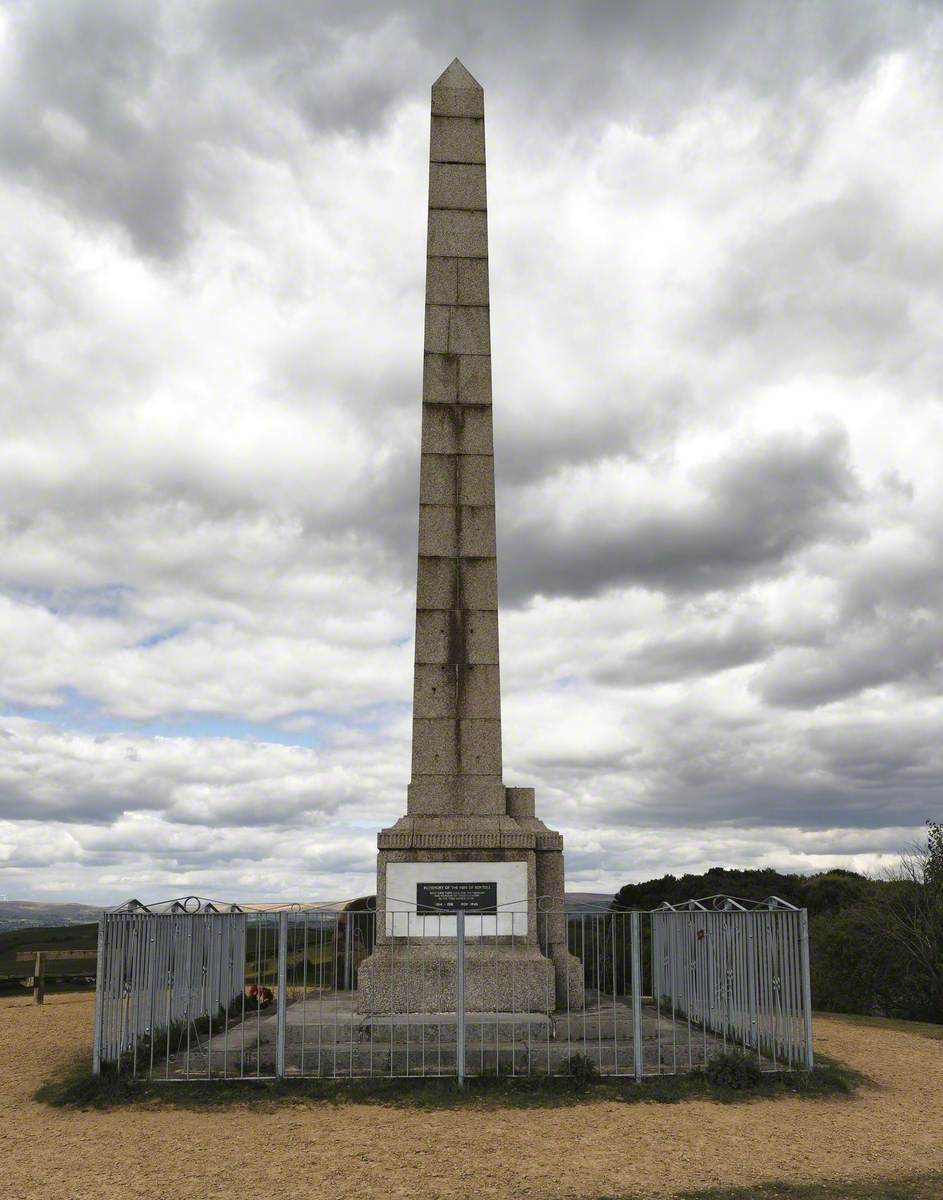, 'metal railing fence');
92,906,247,1075
92,896,813,1081
647,897,814,1072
